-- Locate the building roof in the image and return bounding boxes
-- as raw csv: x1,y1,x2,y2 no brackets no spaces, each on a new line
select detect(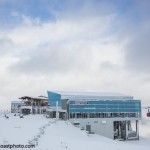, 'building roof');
48,91,133,100
19,95,48,100
11,101,23,103
54,91,129,96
